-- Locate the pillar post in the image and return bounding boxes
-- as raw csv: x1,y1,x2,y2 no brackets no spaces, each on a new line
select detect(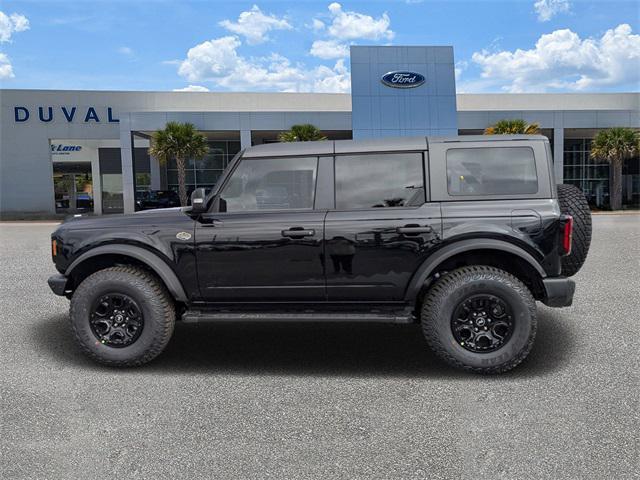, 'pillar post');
553,127,564,183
